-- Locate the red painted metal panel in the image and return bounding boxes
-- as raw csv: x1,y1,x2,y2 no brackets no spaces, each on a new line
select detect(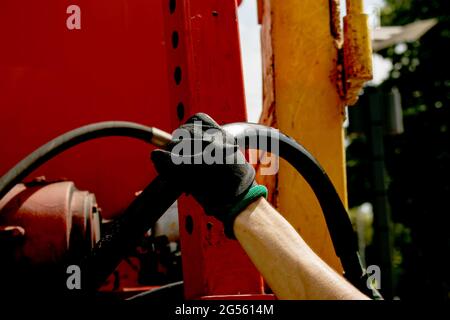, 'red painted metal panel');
162,0,265,299
0,0,172,219
0,0,265,299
